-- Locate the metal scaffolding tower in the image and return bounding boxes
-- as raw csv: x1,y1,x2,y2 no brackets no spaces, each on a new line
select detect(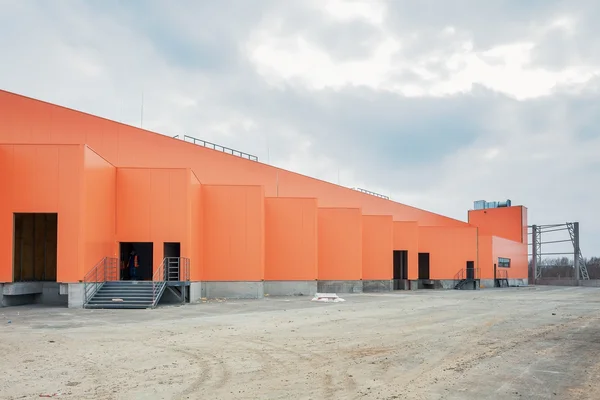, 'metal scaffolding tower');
529,222,589,281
